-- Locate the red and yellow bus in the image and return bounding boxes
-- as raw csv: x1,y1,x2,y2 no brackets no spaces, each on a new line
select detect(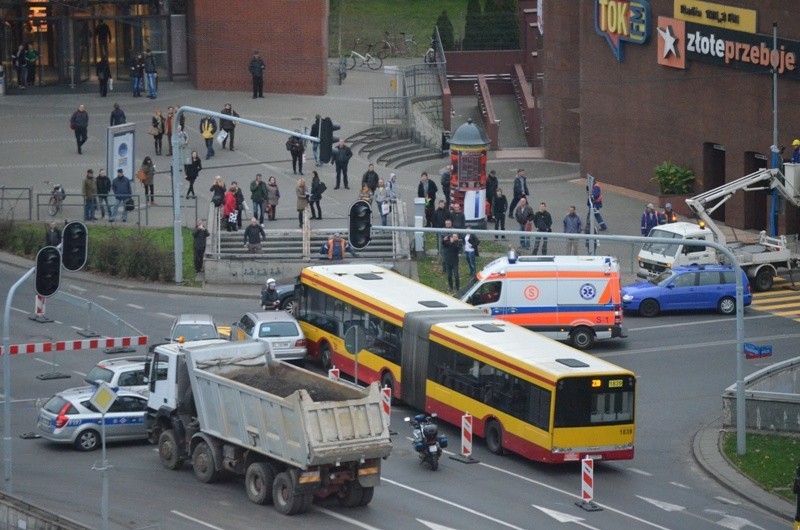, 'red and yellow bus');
296,264,635,463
